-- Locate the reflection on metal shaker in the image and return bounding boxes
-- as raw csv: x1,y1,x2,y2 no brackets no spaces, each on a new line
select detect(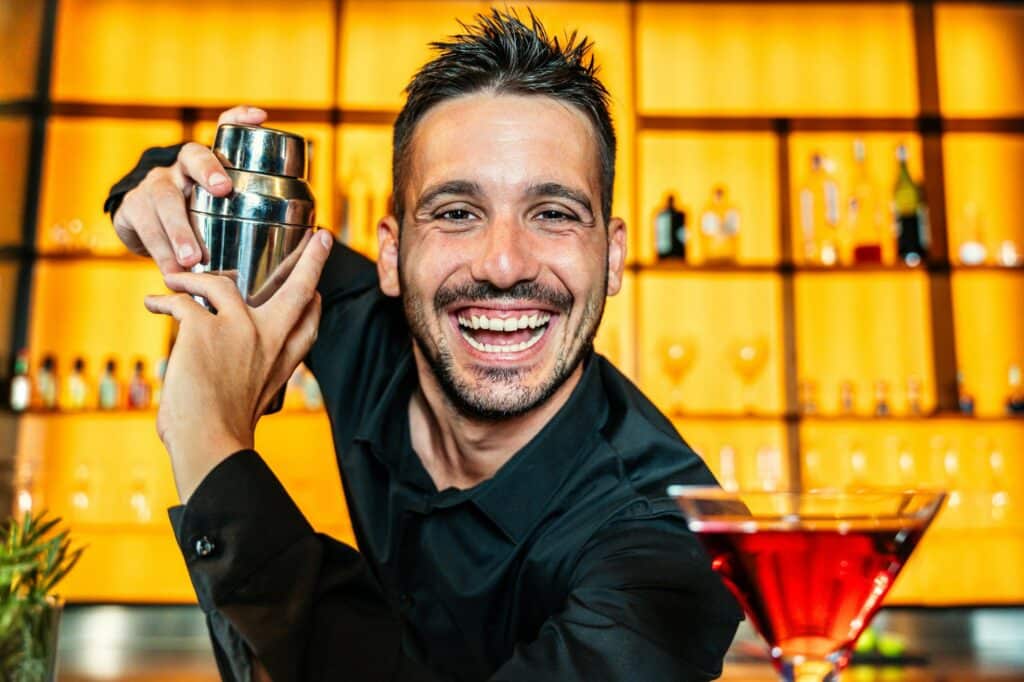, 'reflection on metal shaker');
187,123,317,414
